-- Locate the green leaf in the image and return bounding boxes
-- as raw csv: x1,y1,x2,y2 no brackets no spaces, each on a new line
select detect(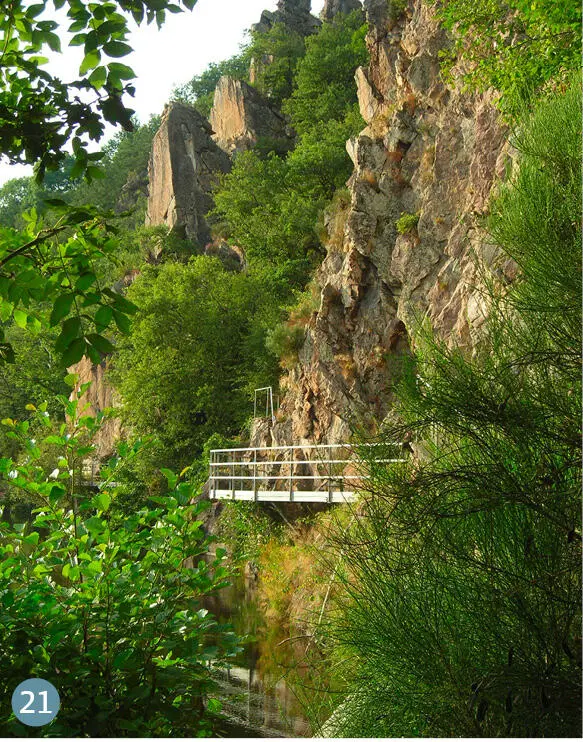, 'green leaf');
108,62,134,79
113,309,131,334
161,468,178,489
76,273,96,292
80,48,101,74
94,305,113,330
113,648,135,669
55,316,82,352
13,309,27,329
62,338,87,367
86,165,106,180
105,289,138,314
44,32,61,52
64,372,78,388
87,343,101,365
23,531,40,546
26,4,45,19
93,492,111,512
103,40,132,58
87,333,114,354
85,560,102,575
0,301,14,322
50,293,75,326
88,65,107,89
